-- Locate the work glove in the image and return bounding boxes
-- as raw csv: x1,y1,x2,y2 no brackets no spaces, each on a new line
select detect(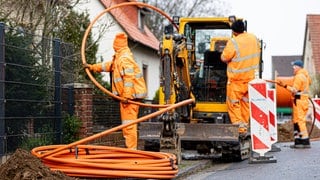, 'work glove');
278,81,287,88
83,63,92,70
121,98,129,104
120,98,130,108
